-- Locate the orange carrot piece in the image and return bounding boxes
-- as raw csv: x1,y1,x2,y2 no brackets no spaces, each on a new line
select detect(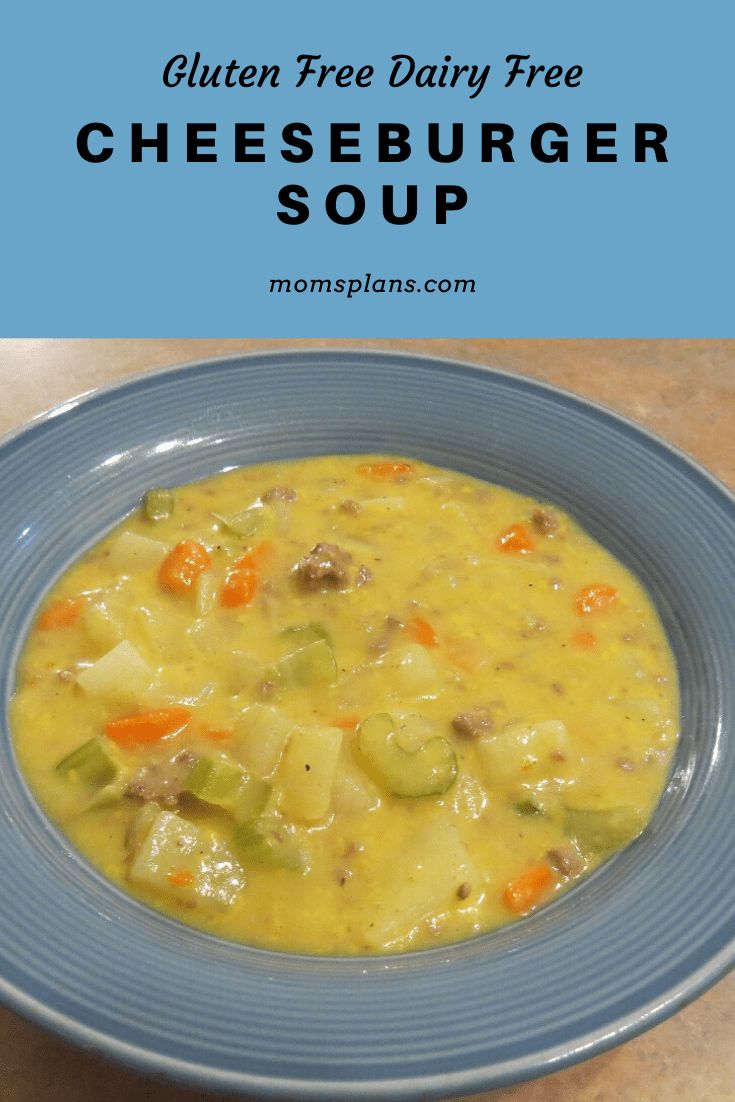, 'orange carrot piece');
570,630,597,650
356,460,413,480
37,597,83,630
574,583,618,615
105,706,192,748
220,566,258,608
406,616,438,648
332,714,361,731
168,869,194,888
503,863,554,913
247,540,273,567
202,727,234,742
497,523,536,554
220,542,271,609
159,540,212,593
